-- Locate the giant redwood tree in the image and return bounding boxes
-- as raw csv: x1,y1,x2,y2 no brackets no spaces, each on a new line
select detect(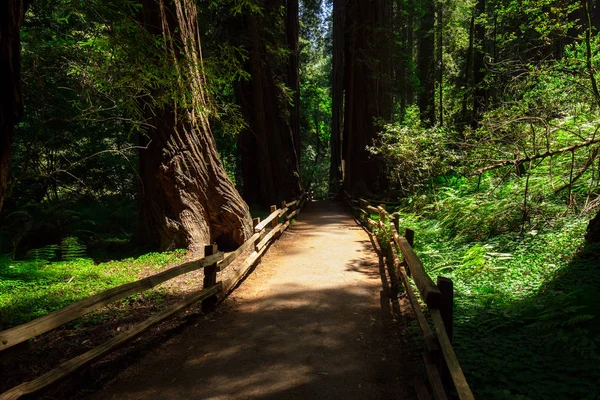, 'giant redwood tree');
137,0,252,253
0,1,29,214
342,0,392,194
234,0,302,207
